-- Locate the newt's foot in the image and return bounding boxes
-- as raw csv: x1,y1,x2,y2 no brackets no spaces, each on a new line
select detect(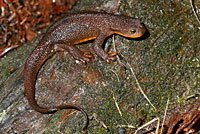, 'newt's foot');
105,52,117,63
79,50,94,63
